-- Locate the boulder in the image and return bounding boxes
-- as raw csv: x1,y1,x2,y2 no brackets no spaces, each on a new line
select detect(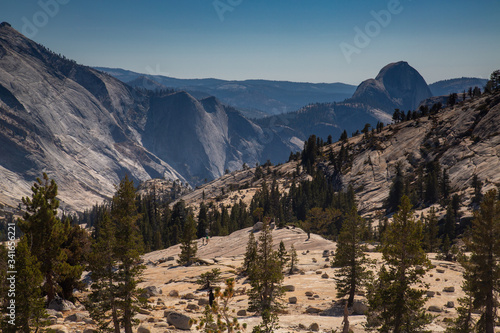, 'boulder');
305,306,322,314
426,291,436,298
83,329,98,333
137,308,152,315
322,250,330,257
253,222,264,232
443,286,455,293
134,314,149,322
64,312,88,322
46,309,63,318
305,291,314,297
283,285,295,292
436,268,445,273
198,258,215,265
166,311,193,330
137,325,151,333
143,286,162,297
353,300,369,315
321,273,329,279
198,298,209,306
169,290,179,297
47,316,58,325
182,293,196,300
289,296,298,304
186,303,200,311
446,301,455,308
47,325,68,333
428,305,443,313
237,309,247,316
48,297,75,312
310,323,320,331
315,270,322,275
